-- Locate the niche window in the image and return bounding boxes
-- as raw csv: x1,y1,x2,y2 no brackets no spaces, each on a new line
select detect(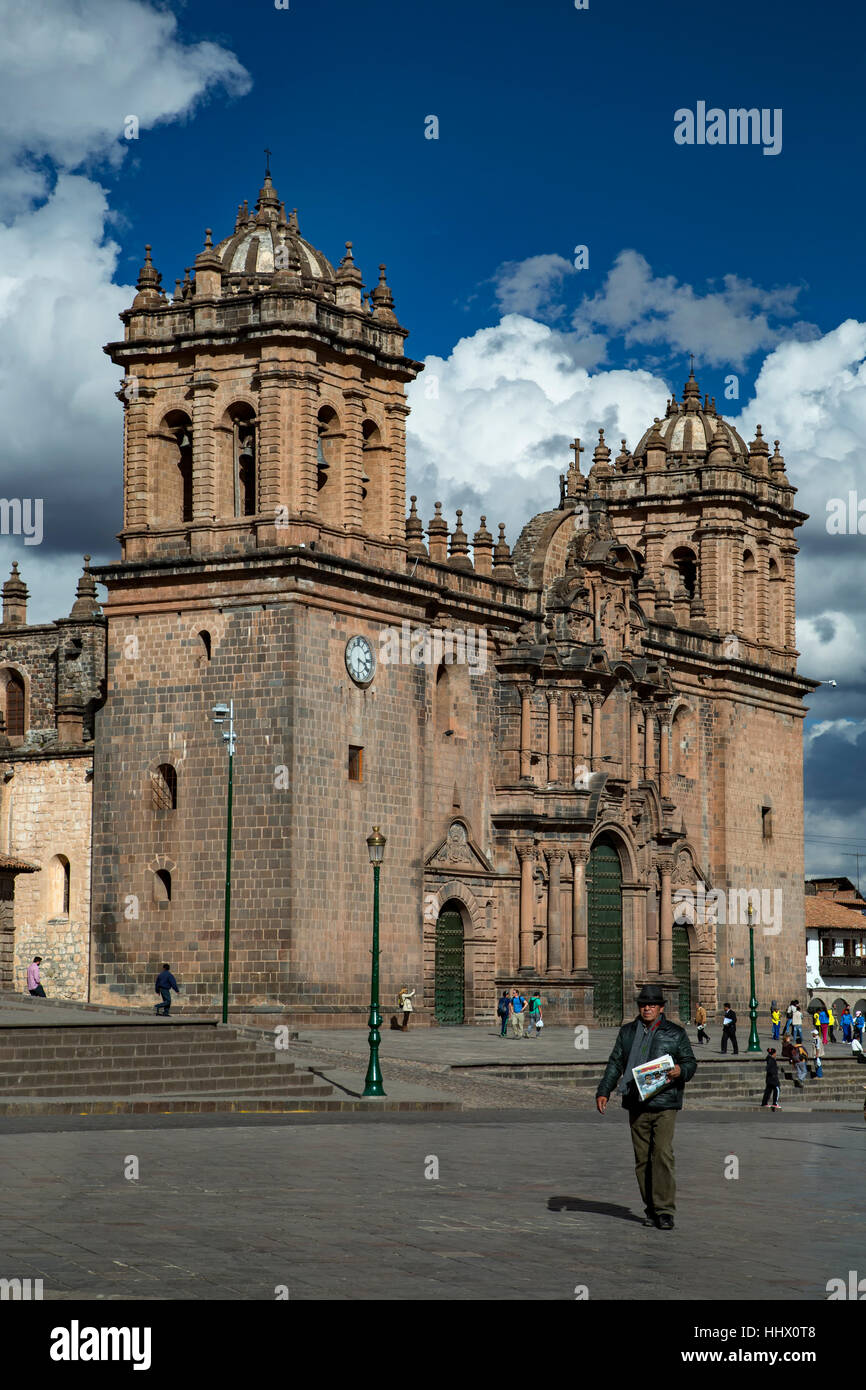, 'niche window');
153,869,172,906
151,764,178,811
761,805,773,840
228,405,257,517
348,746,363,781
5,670,24,739
198,630,212,663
